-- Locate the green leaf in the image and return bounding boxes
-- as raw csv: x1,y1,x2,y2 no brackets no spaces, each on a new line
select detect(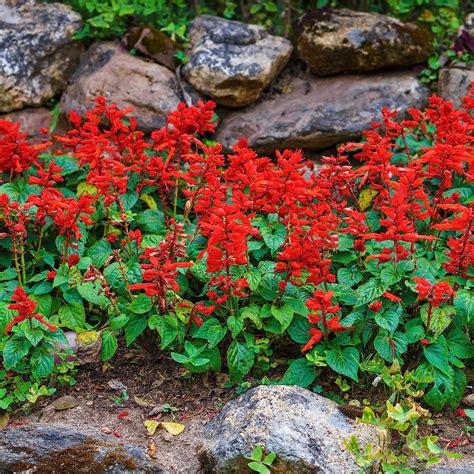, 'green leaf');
3,339,30,370
326,347,359,382
149,314,179,349
424,387,446,412
287,316,310,344
23,327,44,347
101,330,118,361
31,352,54,378
374,331,408,362
110,314,129,330
421,304,455,337
127,294,153,314
424,340,450,376
58,303,86,330
446,329,474,359
77,282,110,308
227,341,254,383
337,268,363,287
245,271,261,291
355,280,386,306
227,315,244,337
193,318,227,348
125,315,147,345
260,223,286,254
282,358,316,387
270,304,294,332
86,239,112,267
248,462,270,474
374,307,400,333
454,289,473,323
